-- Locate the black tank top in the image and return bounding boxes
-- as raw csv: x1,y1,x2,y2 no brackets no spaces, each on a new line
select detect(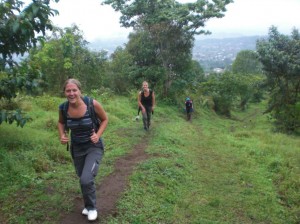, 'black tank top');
141,90,153,107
